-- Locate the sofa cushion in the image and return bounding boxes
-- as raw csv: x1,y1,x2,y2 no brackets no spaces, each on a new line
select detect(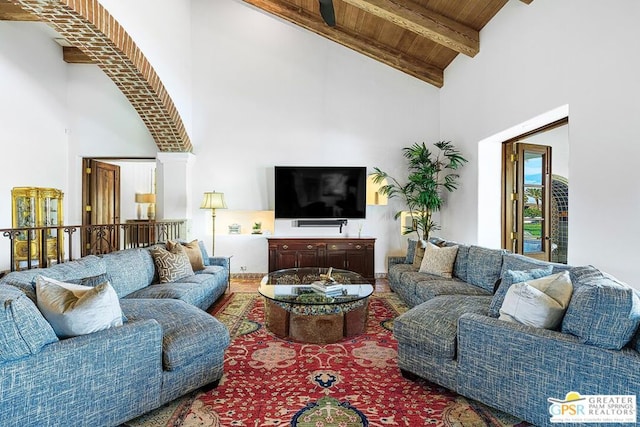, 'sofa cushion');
125,274,218,309
35,276,123,338
0,284,58,362
394,295,491,359
498,271,573,329
419,243,458,278
451,244,470,282
120,299,230,371
412,243,426,268
198,240,211,266
388,263,417,286
150,245,195,284
102,248,155,297
501,253,570,276
466,246,507,292
562,266,640,350
405,239,419,264
0,255,107,302
415,278,491,302
488,266,554,318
